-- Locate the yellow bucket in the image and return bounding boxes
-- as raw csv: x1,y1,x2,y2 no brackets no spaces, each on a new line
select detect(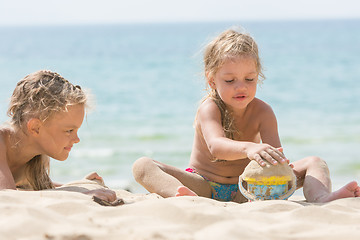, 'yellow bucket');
240,175,296,201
